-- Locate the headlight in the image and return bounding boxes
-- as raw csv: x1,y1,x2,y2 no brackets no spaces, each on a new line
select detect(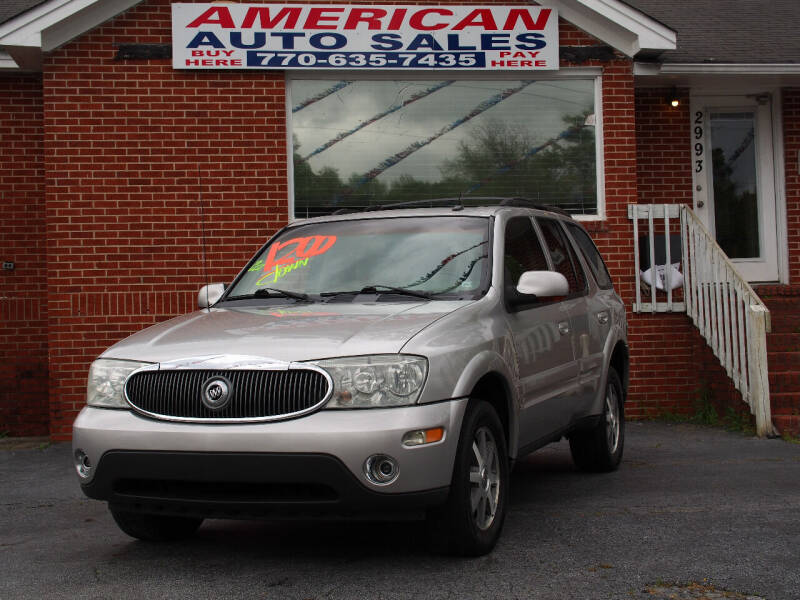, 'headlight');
314,355,428,409
87,358,152,408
